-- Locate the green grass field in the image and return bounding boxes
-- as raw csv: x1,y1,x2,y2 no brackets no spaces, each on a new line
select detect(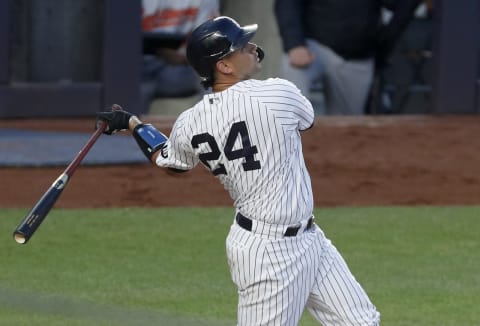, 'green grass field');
1,206,479,325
